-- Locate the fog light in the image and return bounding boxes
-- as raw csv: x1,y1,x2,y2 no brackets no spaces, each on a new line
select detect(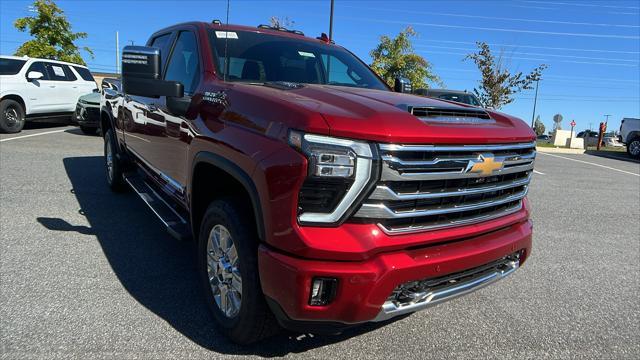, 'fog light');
309,277,338,306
